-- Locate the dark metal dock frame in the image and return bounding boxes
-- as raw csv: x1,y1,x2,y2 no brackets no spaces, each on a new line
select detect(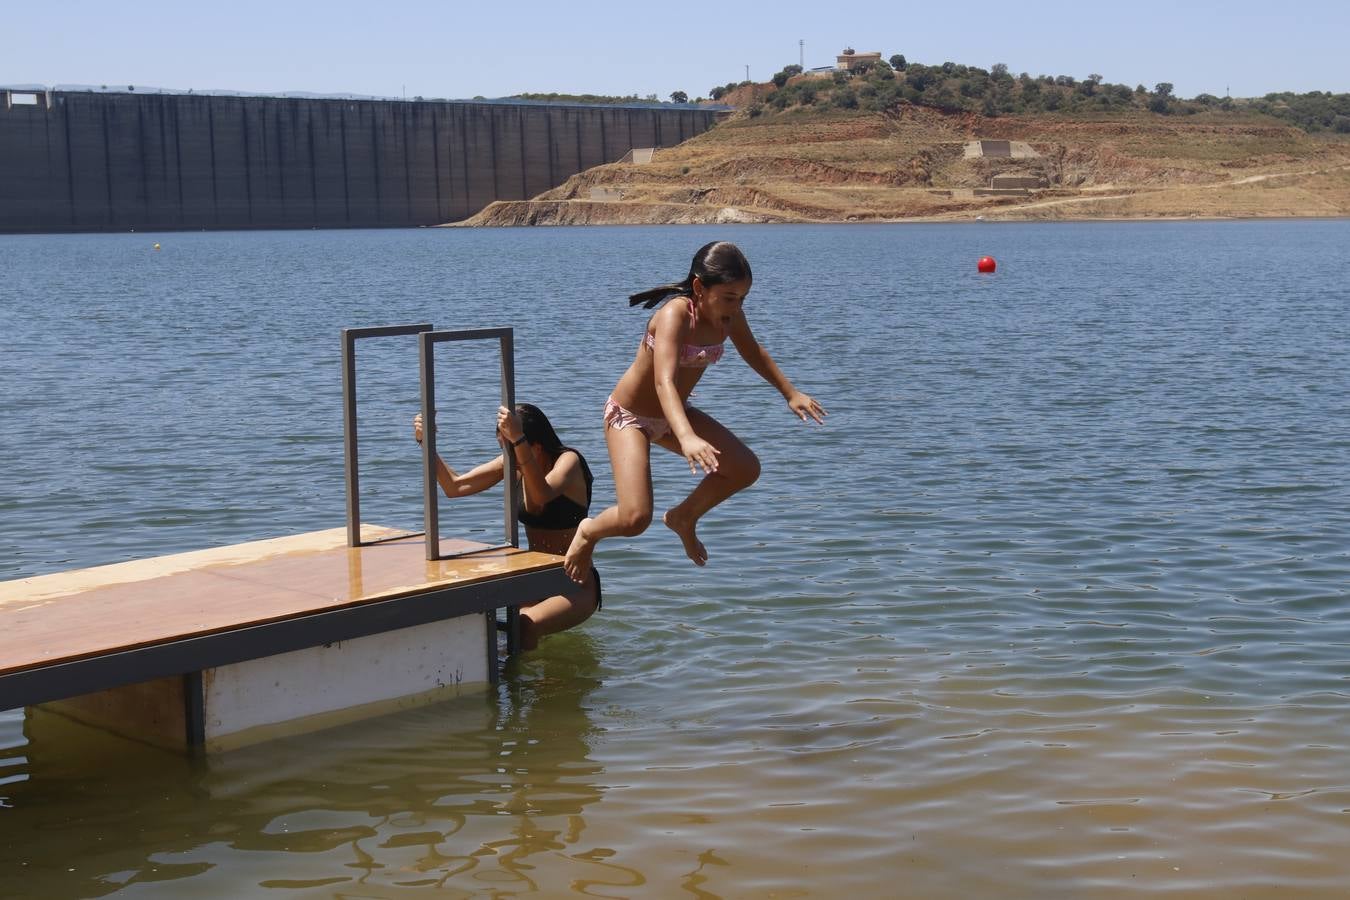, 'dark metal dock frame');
1,324,563,733
341,323,526,655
